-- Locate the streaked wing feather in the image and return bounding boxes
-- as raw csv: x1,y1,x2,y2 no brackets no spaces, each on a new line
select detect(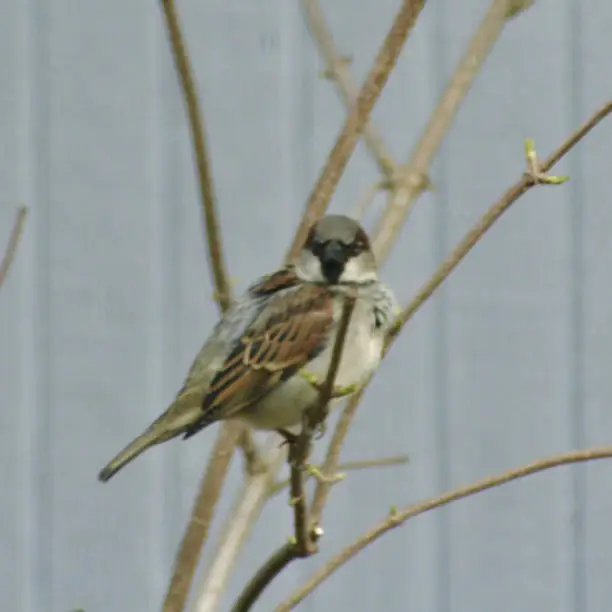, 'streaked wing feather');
183,280,333,438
